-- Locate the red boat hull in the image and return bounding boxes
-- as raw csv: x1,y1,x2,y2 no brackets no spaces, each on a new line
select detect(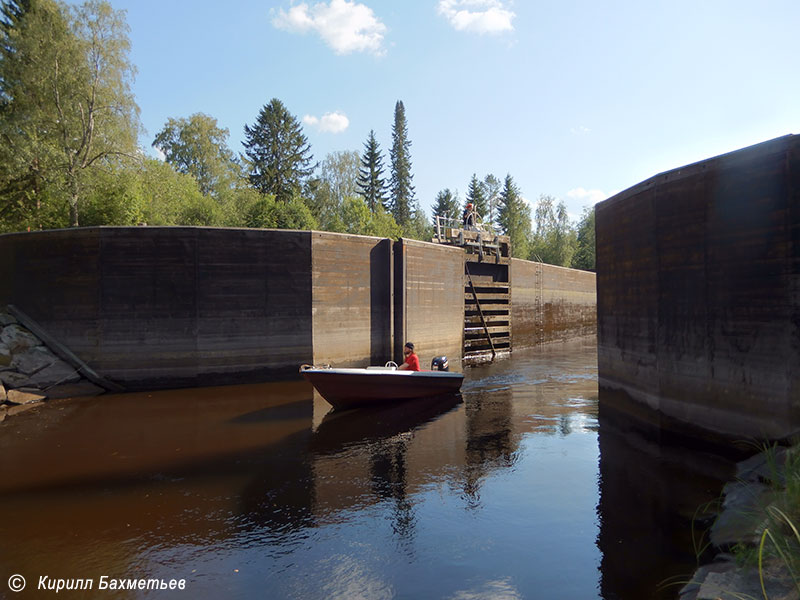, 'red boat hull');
301,368,464,410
